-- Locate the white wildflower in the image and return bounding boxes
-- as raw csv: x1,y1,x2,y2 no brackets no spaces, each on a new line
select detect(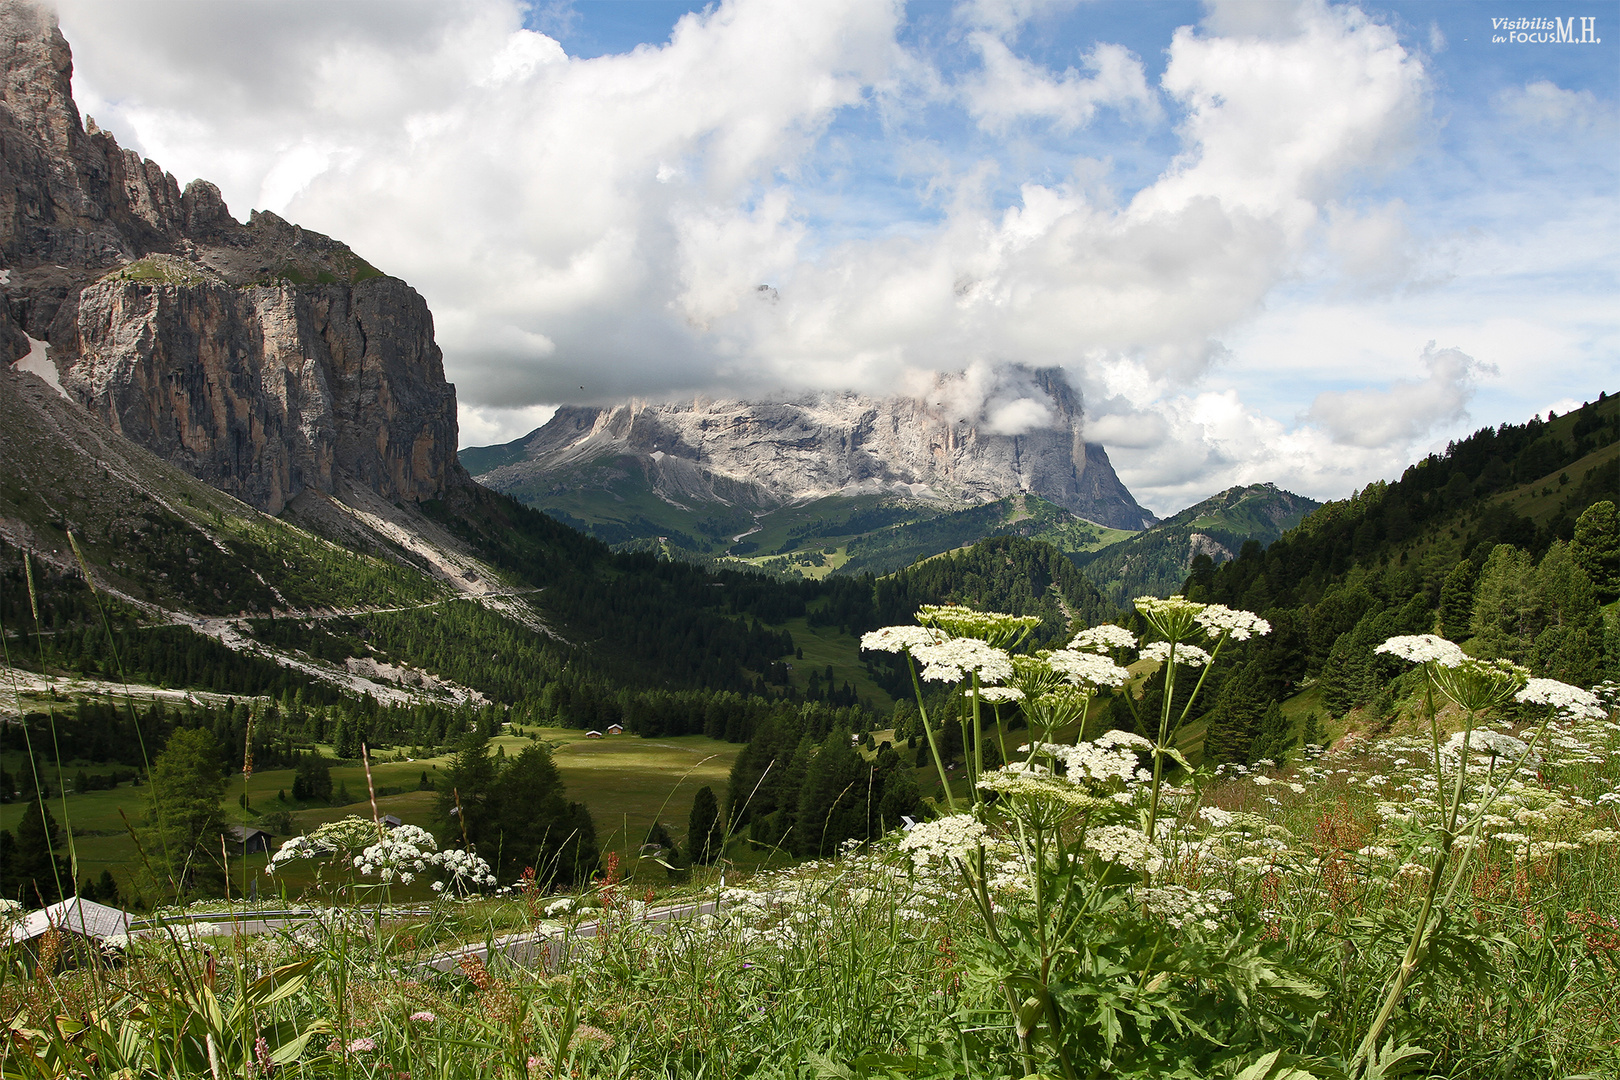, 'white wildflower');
916,605,1041,646
1070,624,1138,653
1094,730,1153,751
976,686,1027,704
1140,641,1212,667
1194,604,1271,642
1045,649,1129,688
1516,678,1605,720
912,638,1014,684
1441,730,1539,764
1375,635,1466,667
860,625,948,654
898,814,989,868
1082,824,1163,873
